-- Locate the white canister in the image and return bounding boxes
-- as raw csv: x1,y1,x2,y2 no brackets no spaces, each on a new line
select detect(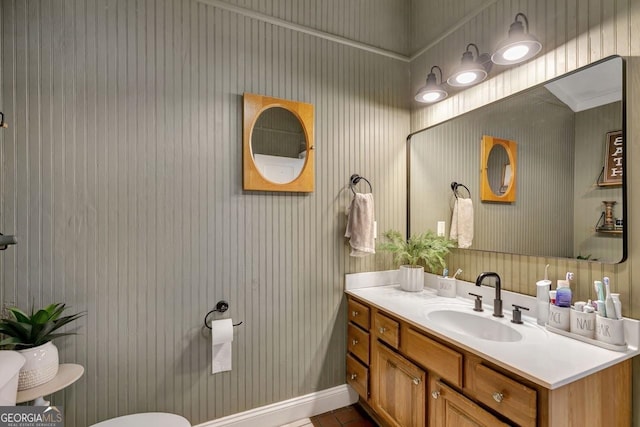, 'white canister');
548,304,570,331
595,315,625,345
399,265,424,292
437,277,456,298
570,309,596,338
536,280,551,326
